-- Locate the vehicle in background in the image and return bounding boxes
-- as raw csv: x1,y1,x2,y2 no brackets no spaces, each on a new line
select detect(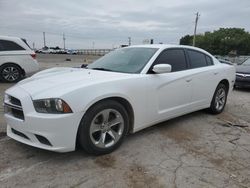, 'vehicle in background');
219,59,234,65
36,48,56,54
235,58,250,88
4,45,235,155
67,49,78,55
36,48,68,54
0,36,39,82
